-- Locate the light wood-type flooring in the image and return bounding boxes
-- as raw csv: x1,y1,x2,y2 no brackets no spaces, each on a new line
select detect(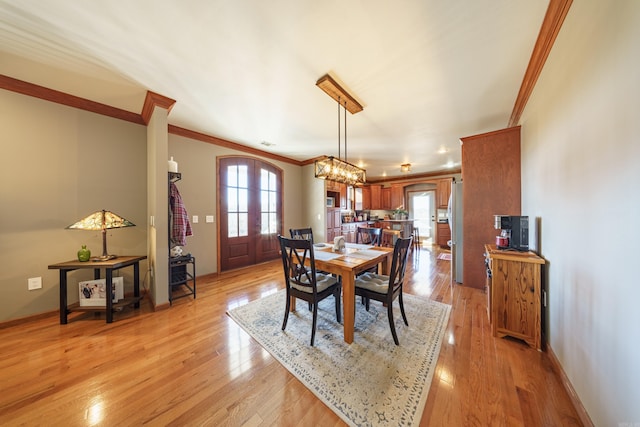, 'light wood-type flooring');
0,245,582,426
